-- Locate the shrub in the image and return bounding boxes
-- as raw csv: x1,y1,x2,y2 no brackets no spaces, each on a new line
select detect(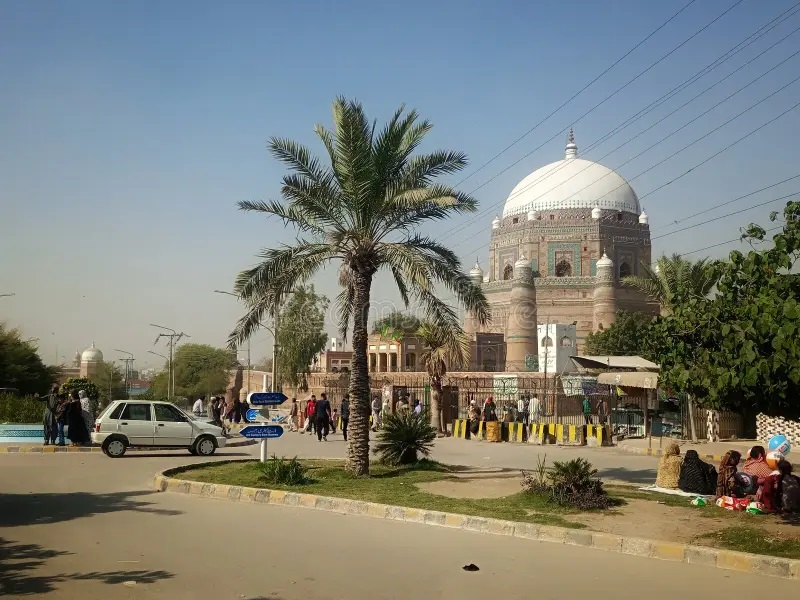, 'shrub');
373,409,436,465
0,393,44,423
522,457,616,510
260,455,307,485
